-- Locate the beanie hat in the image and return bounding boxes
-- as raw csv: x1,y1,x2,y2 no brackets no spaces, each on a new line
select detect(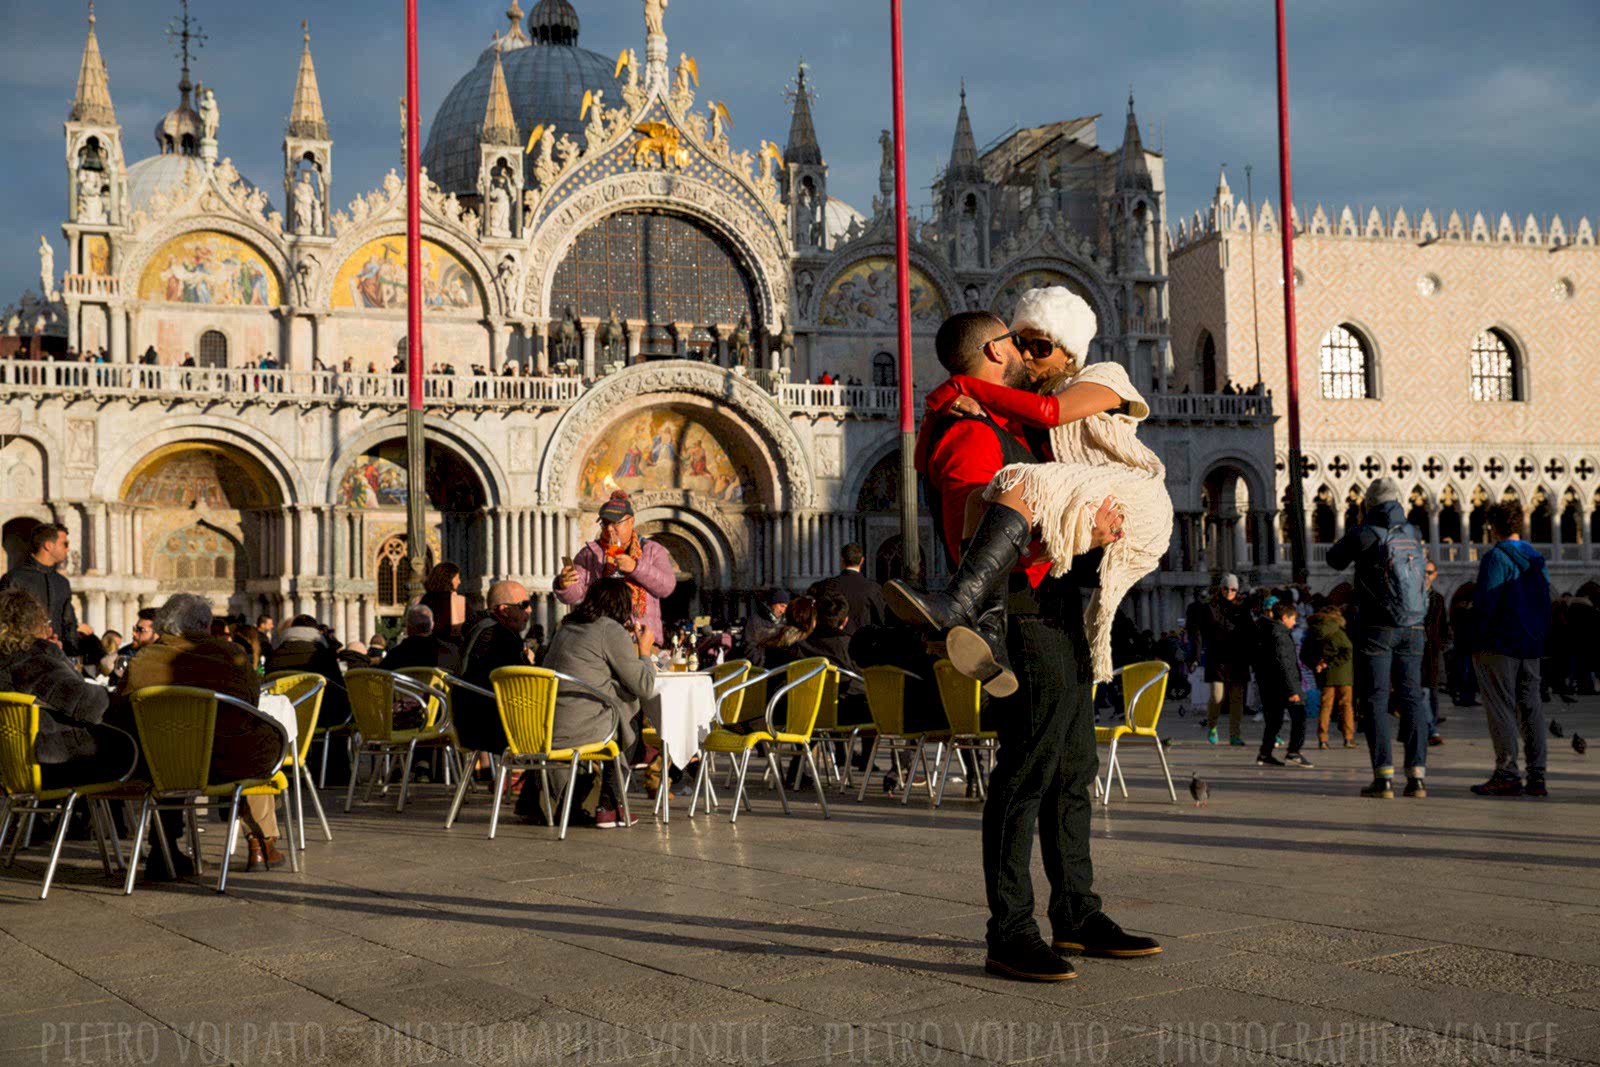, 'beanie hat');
598,490,634,523
1365,477,1402,508
1219,572,1240,591
1011,286,1097,360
